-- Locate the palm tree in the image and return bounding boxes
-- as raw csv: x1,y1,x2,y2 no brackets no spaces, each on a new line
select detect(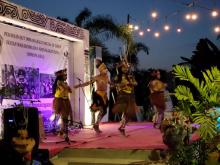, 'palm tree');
180,38,220,78
73,8,149,67
74,8,131,46
126,42,149,68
